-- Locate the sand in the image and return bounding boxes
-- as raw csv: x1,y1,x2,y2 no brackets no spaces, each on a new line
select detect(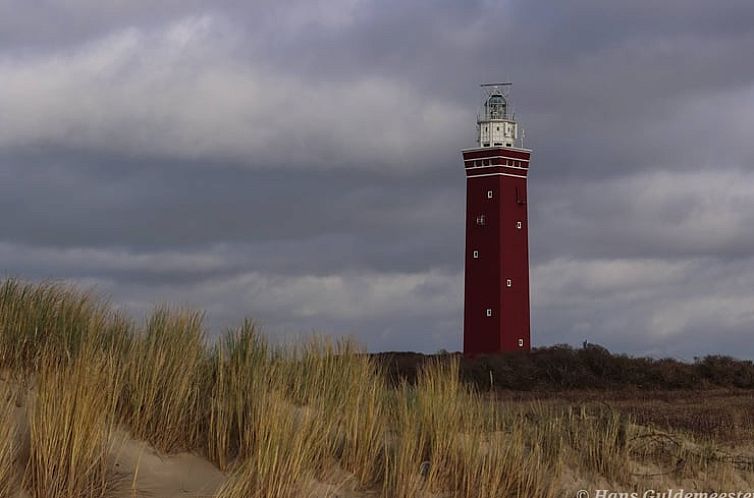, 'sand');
110,432,226,498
